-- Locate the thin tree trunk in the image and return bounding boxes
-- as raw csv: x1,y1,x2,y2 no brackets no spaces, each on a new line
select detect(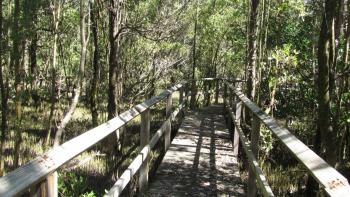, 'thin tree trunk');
266,60,277,117
12,0,23,168
107,0,125,180
29,33,38,110
317,0,339,166
246,0,260,101
148,55,156,99
90,1,99,127
190,0,199,109
245,0,260,125
337,0,350,164
46,0,62,145
0,0,8,176
54,0,88,146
